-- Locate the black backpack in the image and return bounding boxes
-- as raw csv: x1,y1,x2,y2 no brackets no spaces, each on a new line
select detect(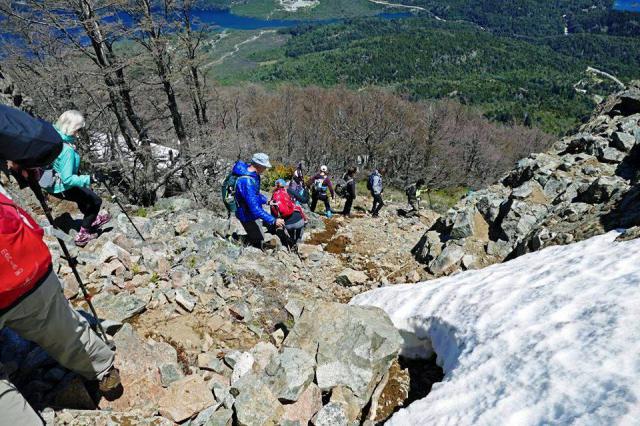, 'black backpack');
0,105,63,167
